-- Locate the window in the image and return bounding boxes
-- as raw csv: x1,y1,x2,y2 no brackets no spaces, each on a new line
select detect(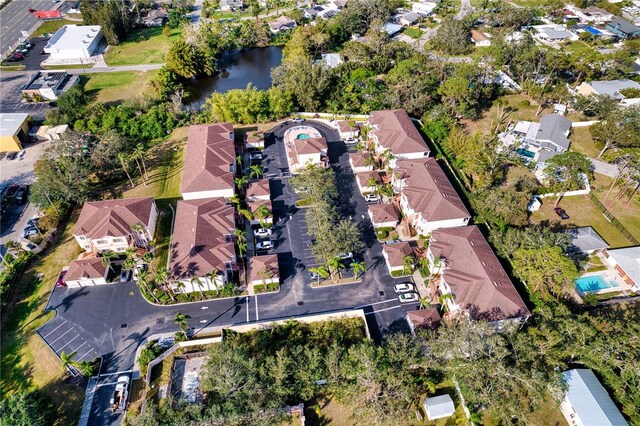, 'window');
77,235,86,240
112,238,123,243
96,240,107,245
